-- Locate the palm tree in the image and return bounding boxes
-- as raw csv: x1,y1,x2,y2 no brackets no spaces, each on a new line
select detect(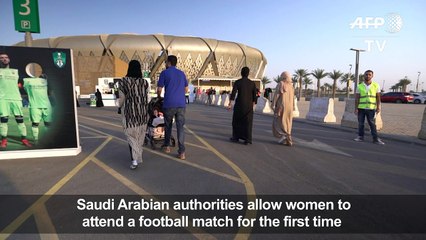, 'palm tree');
390,84,399,92
322,83,332,96
358,74,364,83
398,76,411,92
340,73,353,97
328,70,343,99
302,76,313,97
261,76,271,90
295,69,309,100
292,75,298,88
311,68,328,97
273,74,283,83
